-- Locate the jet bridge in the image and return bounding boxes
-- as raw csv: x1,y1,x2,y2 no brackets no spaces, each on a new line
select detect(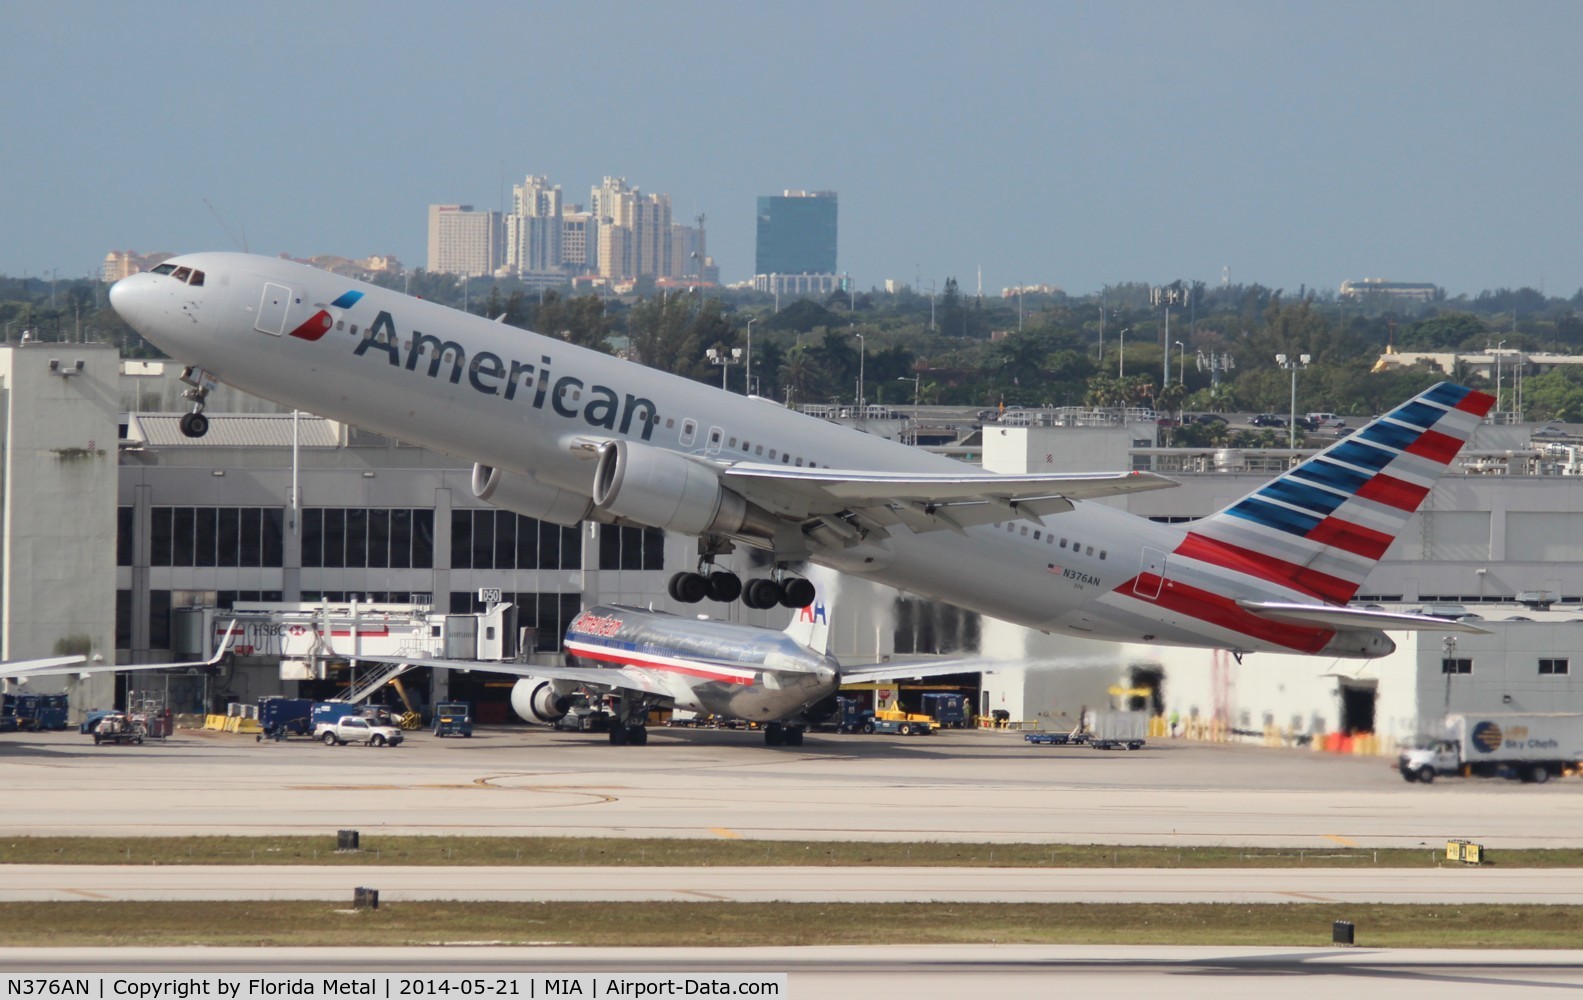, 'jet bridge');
172,596,519,691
